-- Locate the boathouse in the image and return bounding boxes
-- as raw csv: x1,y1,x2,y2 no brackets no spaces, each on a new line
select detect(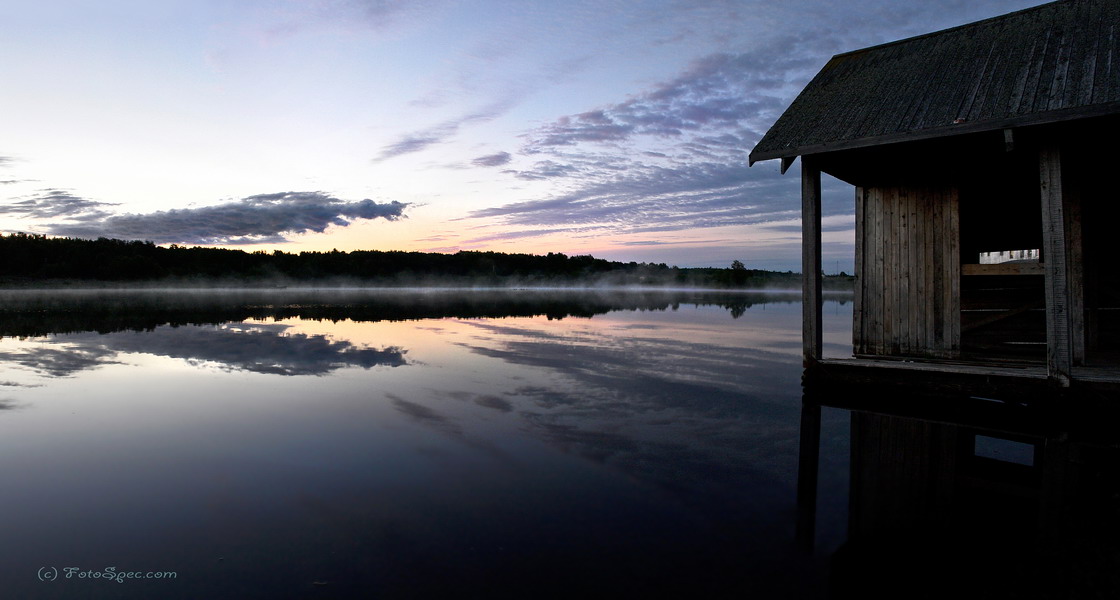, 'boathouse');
750,0,1120,388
